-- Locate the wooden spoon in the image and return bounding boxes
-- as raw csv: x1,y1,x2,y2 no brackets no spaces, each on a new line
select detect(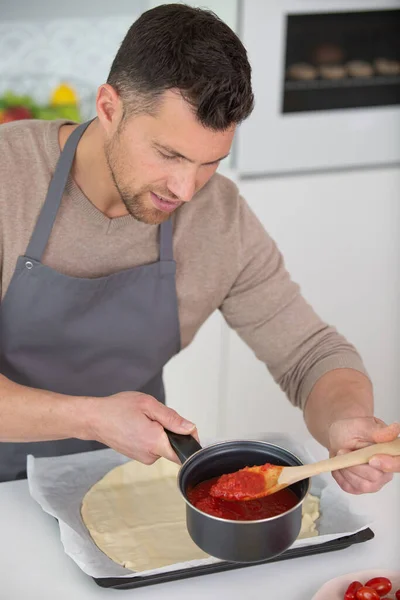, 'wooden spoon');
209,438,400,501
